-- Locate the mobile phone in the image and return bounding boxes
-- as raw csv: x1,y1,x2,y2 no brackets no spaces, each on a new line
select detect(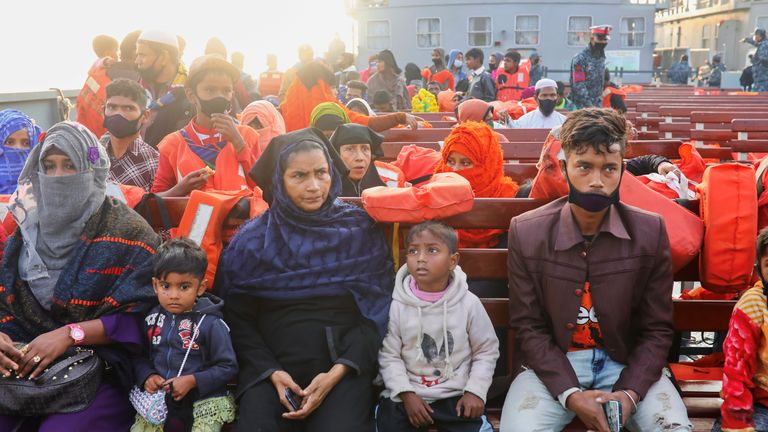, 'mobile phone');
284,388,301,411
602,399,623,432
